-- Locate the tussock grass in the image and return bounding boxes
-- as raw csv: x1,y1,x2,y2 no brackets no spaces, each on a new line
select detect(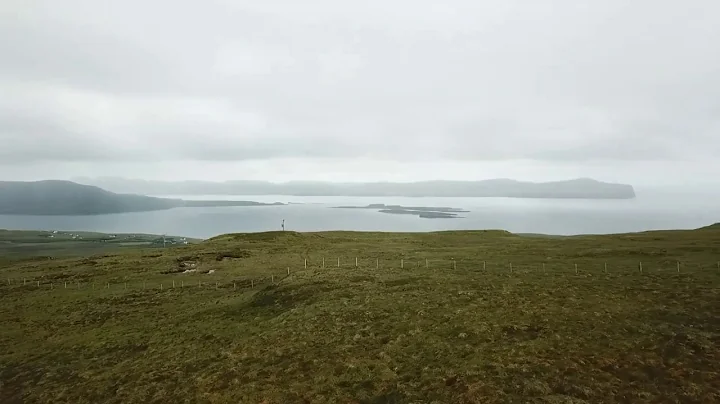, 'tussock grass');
1,229,720,403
